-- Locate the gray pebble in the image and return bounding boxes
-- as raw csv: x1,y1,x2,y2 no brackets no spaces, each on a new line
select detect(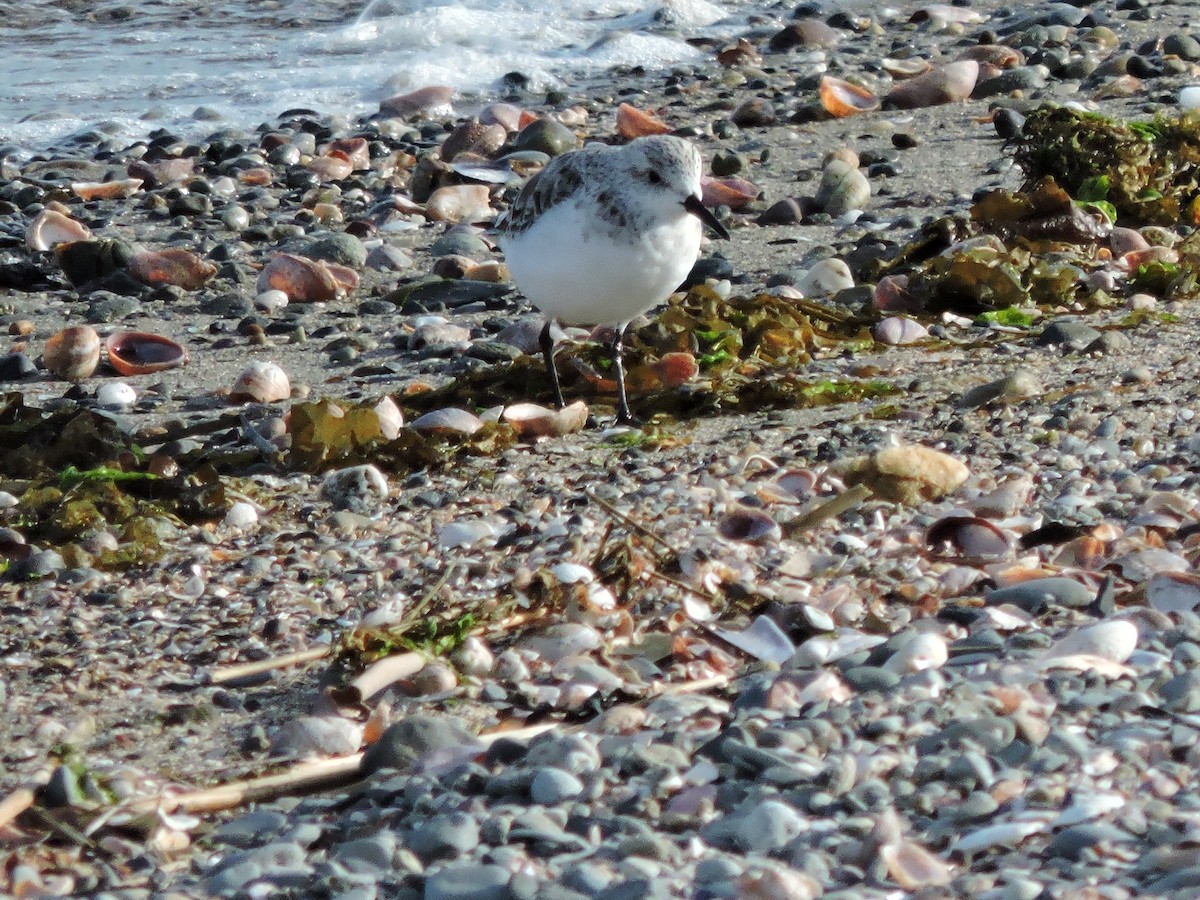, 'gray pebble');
409,812,481,860
529,767,585,805
424,863,513,900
